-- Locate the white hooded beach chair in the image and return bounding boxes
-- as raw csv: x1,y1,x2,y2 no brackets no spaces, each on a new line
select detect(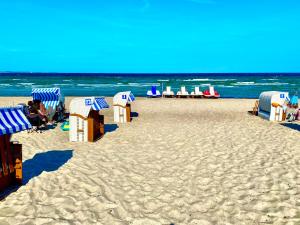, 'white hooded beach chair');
190,86,203,98
176,86,189,98
162,86,175,98
113,91,135,123
69,97,109,142
258,91,289,121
